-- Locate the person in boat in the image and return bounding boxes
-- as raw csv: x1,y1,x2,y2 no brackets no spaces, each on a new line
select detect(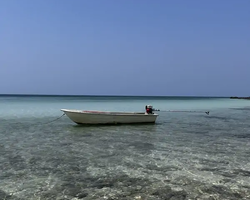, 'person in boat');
145,105,153,114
